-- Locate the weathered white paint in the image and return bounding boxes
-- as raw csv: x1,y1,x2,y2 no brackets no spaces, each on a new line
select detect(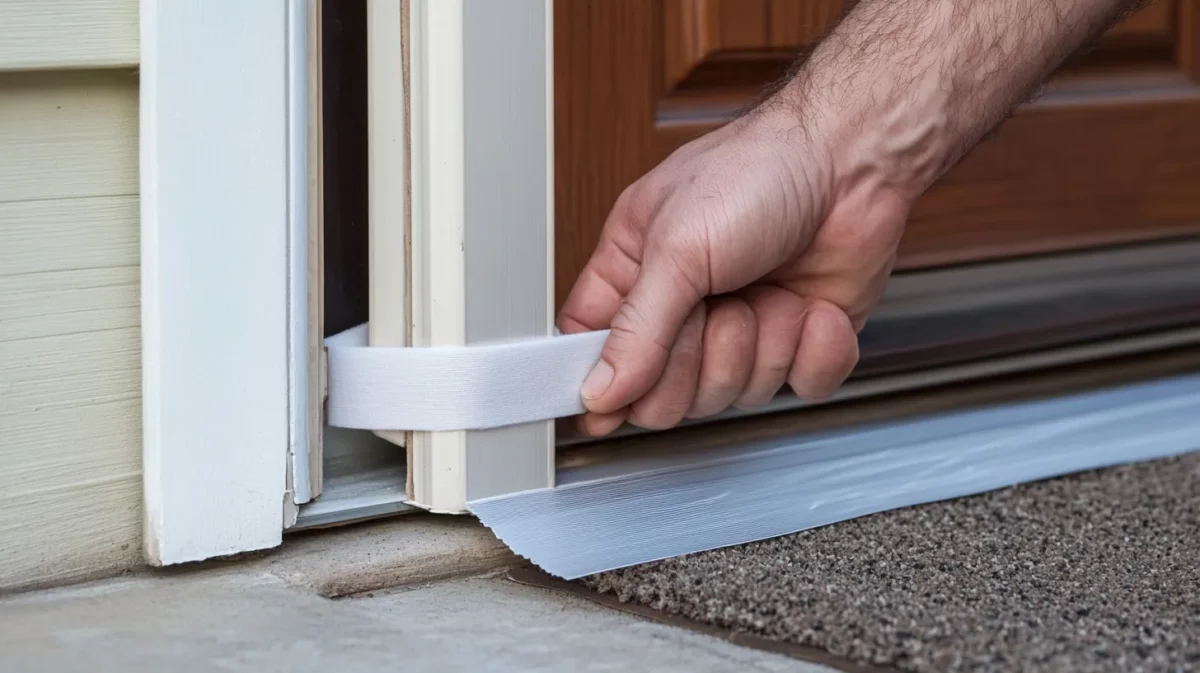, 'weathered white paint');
140,0,290,564
0,70,143,593
0,0,138,72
